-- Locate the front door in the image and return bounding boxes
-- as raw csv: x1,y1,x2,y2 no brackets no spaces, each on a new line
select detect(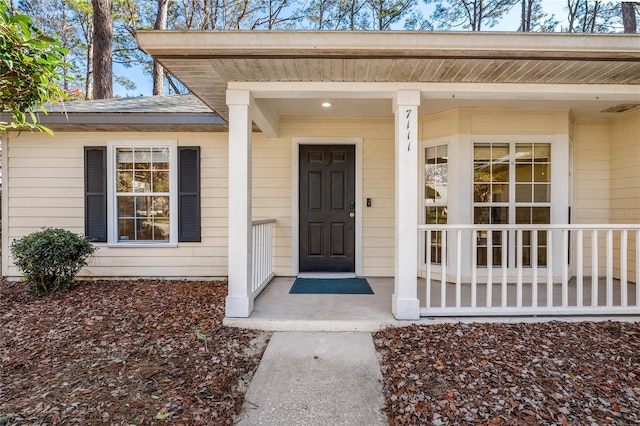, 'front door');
299,145,356,272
